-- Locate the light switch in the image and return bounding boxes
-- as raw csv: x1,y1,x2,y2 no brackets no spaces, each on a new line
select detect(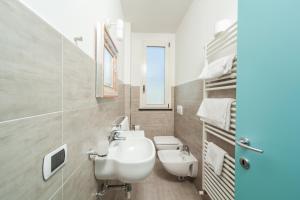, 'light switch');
43,144,67,181
177,105,183,115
